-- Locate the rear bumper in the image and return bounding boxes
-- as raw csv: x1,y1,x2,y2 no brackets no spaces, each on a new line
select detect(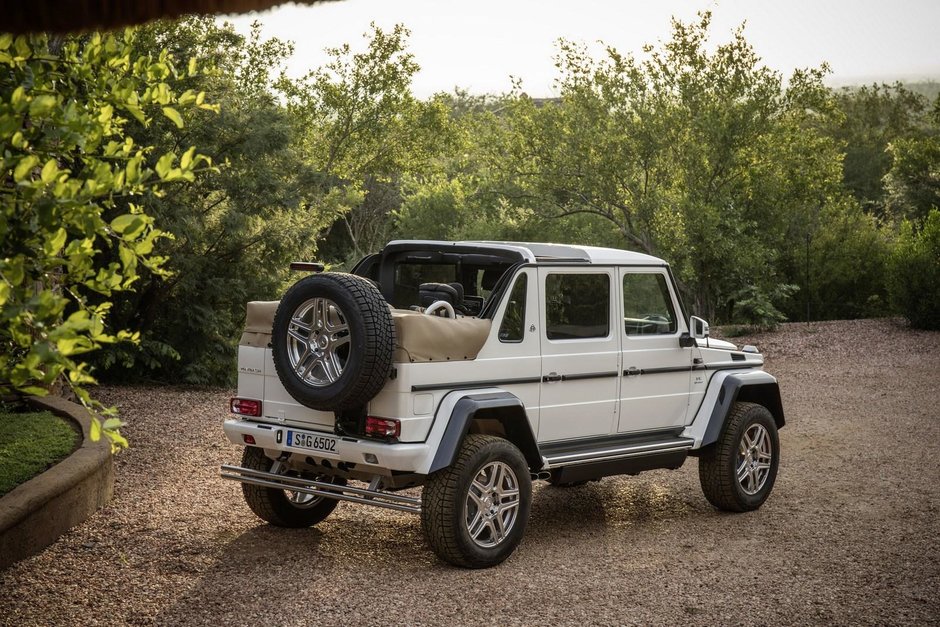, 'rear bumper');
222,419,432,474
